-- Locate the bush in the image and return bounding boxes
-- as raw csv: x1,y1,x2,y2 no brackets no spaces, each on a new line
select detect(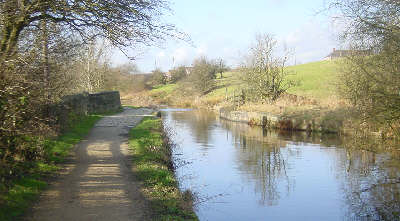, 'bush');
188,57,218,94
0,56,55,186
338,51,400,136
148,69,166,87
330,0,400,136
169,66,188,83
241,34,296,103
